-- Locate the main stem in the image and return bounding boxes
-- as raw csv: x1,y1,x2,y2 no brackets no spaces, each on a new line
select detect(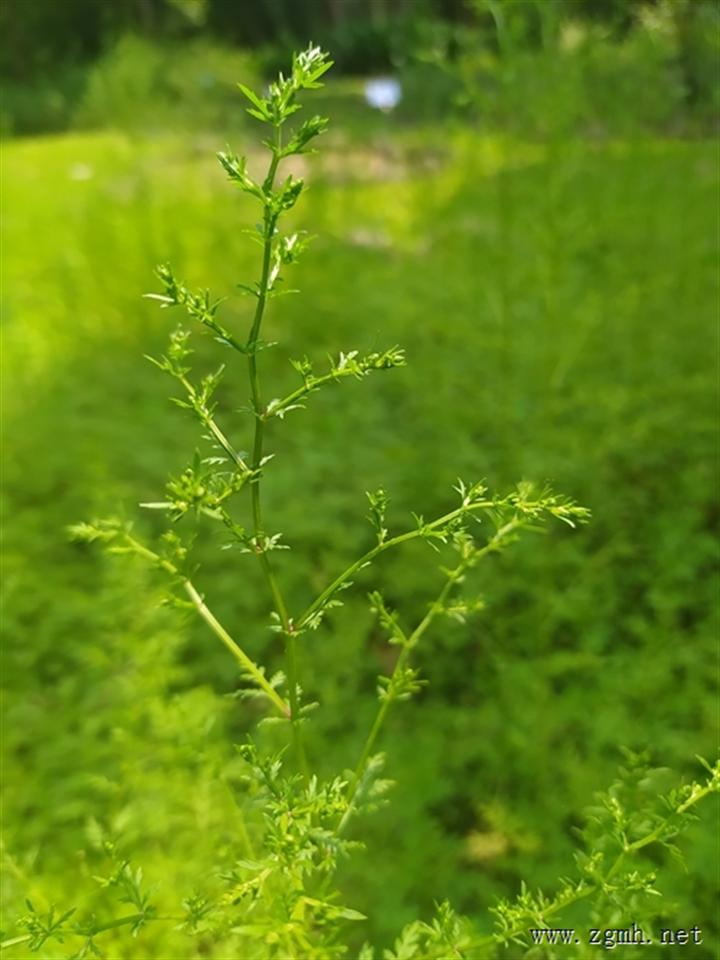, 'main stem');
247,127,308,780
